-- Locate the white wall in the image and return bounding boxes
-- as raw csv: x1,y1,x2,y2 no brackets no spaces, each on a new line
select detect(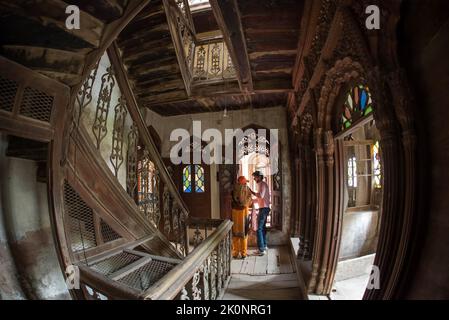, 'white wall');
143,106,292,243
0,134,70,299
